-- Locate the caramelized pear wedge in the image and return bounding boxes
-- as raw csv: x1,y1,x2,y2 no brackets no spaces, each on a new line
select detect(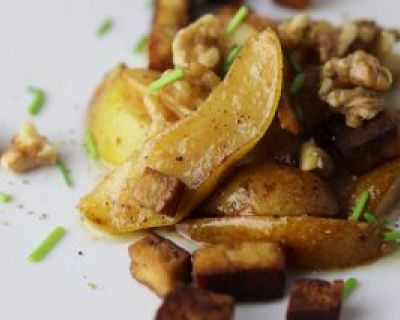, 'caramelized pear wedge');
78,29,283,233
177,216,384,270
349,158,400,220
88,66,159,166
200,163,339,217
